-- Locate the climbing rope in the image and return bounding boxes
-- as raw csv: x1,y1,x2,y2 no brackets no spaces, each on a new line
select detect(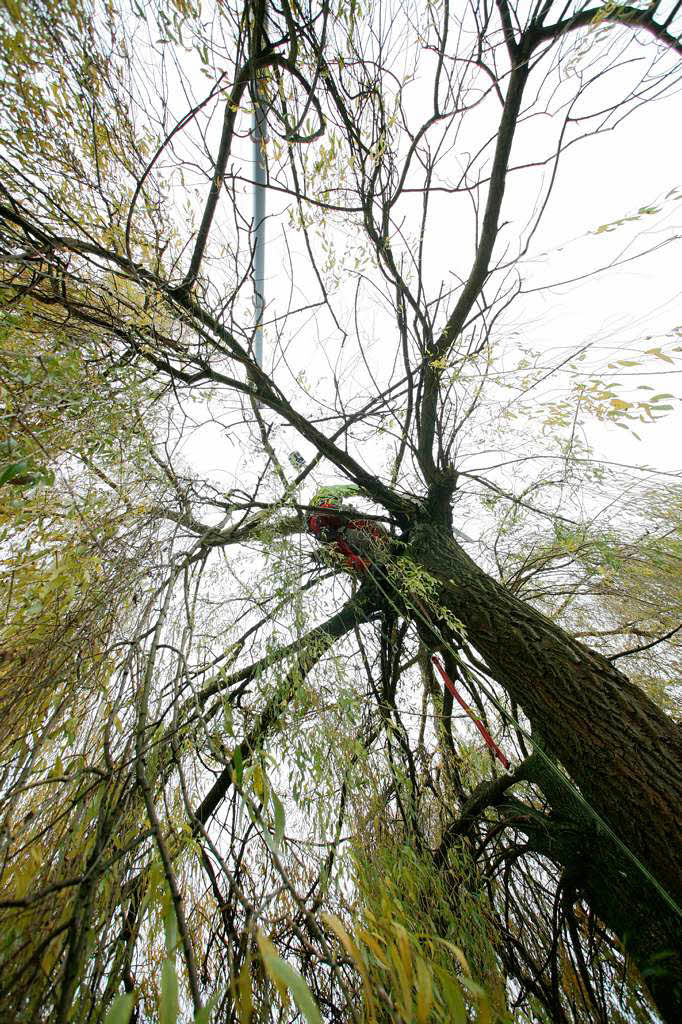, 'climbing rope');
432,653,510,769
